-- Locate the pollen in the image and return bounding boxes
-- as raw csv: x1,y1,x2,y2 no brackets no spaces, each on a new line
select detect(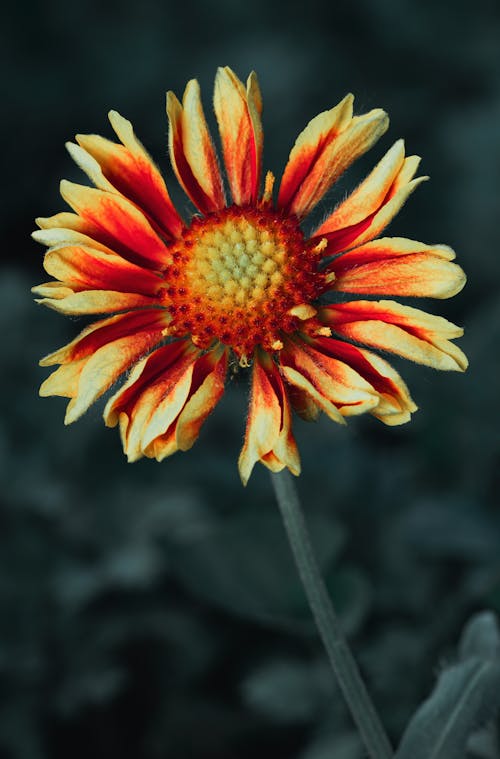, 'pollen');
163,206,325,358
